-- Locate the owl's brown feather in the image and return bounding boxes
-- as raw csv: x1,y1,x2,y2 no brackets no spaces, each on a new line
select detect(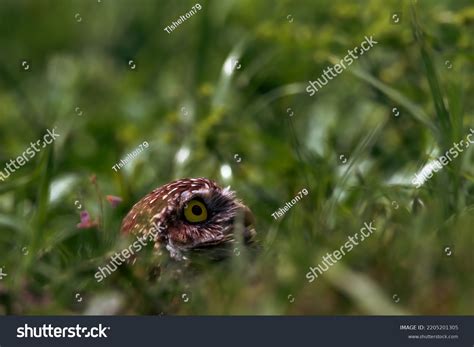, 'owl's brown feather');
121,178,255,260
